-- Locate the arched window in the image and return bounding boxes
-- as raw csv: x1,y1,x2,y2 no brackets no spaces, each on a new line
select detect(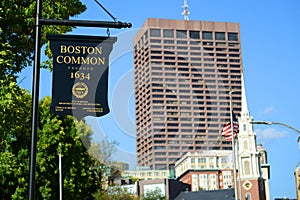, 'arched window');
244,140,248,151
245,192,251,200
244,160,251,175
